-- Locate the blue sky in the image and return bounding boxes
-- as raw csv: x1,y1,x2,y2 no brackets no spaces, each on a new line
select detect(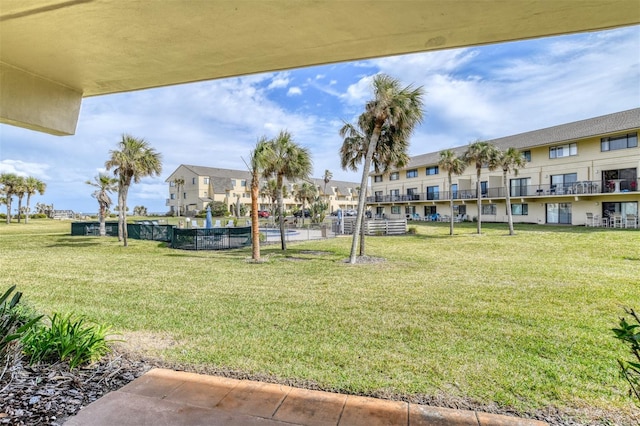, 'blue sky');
1,26,638,214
